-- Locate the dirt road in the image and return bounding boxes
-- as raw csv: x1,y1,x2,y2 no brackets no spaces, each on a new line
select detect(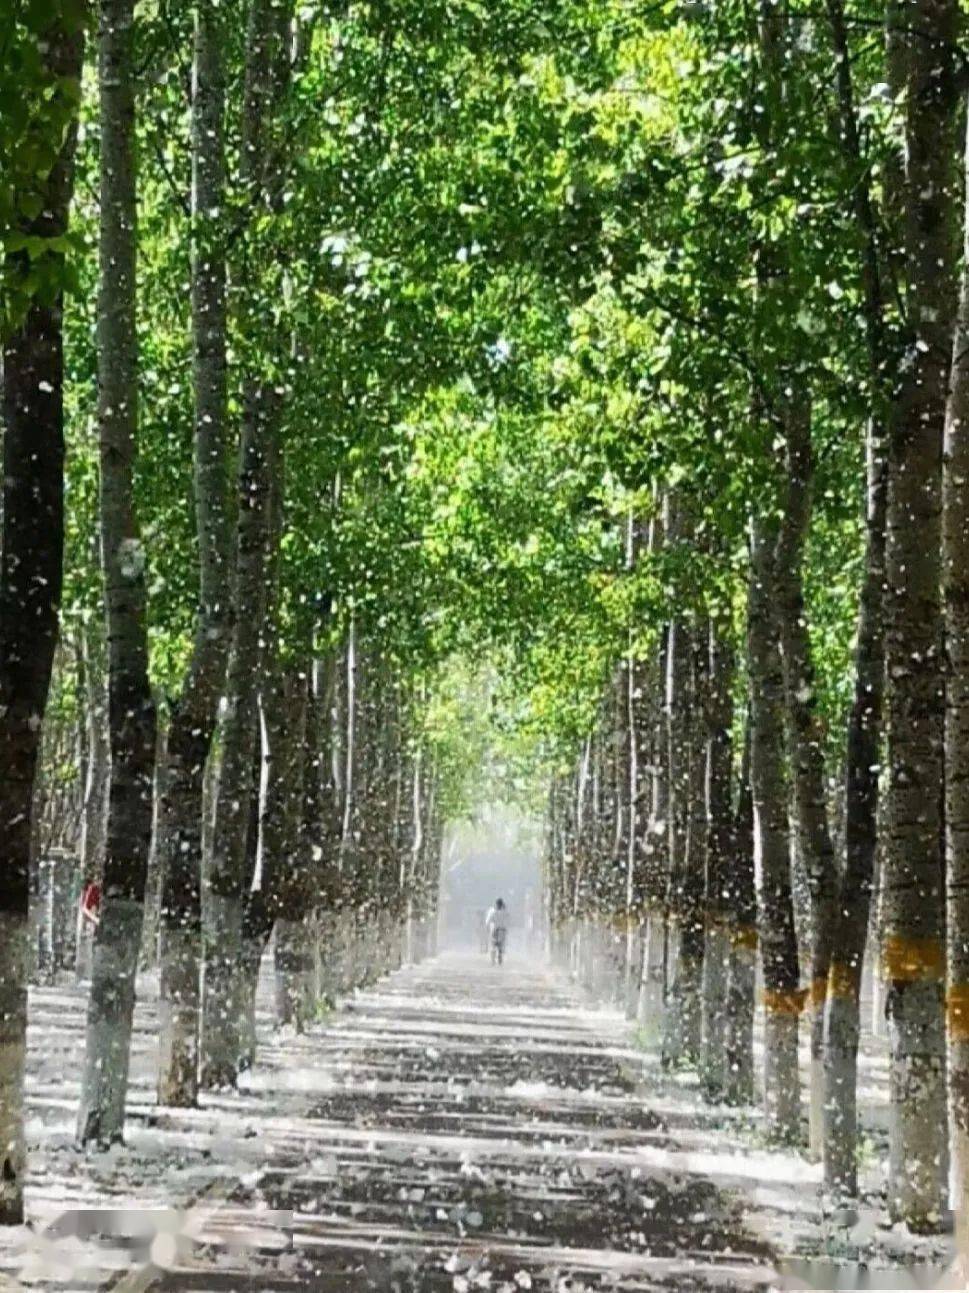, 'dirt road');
141,953,776,1291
